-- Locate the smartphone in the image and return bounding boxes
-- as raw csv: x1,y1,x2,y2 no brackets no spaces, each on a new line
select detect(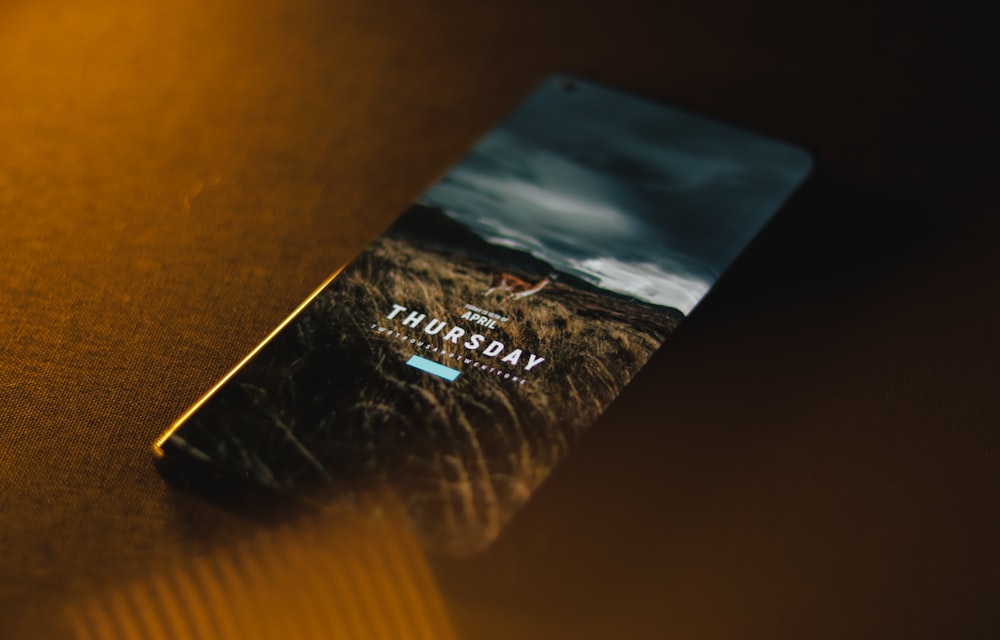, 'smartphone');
154,75,813,555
